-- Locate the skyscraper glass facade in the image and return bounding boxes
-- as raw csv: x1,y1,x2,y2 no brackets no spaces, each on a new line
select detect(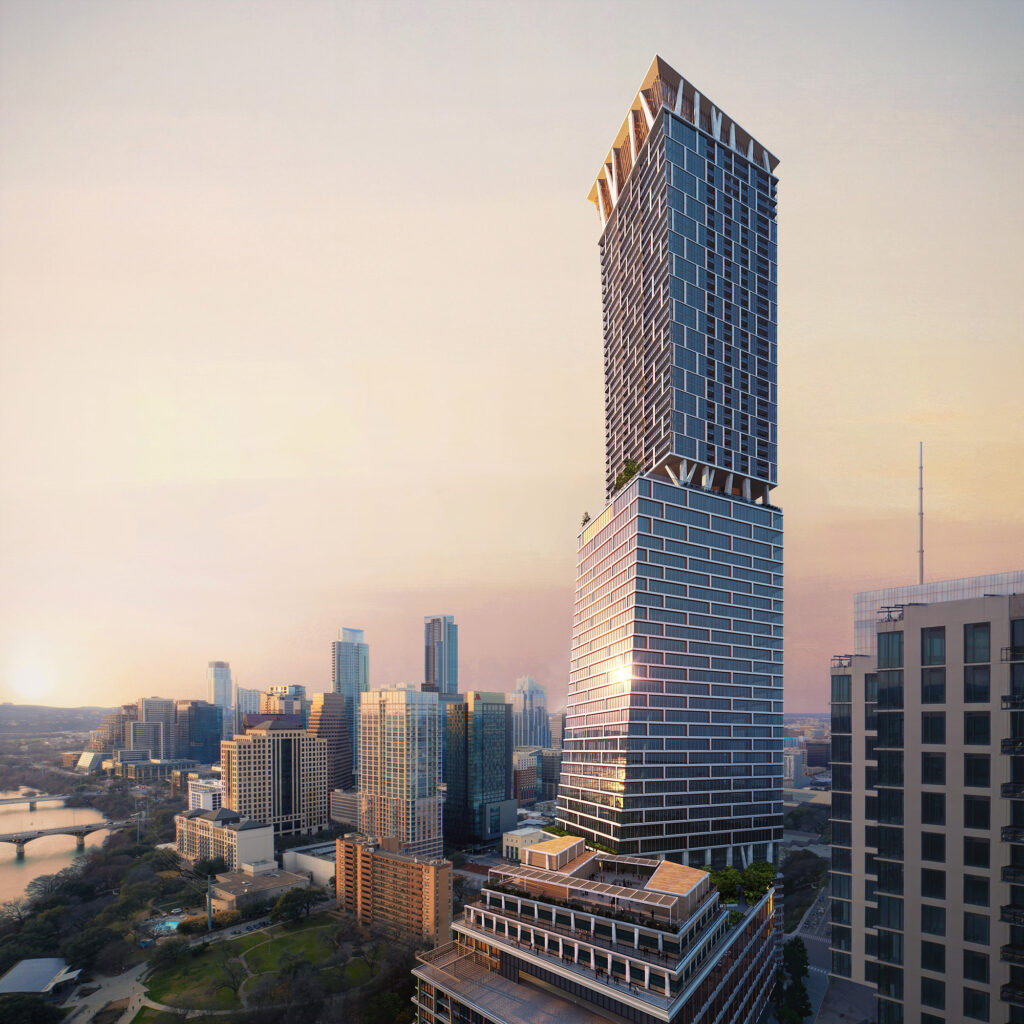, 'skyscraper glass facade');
424,615,458,695
507,675,552,748
332,626,369,774
557,58,783,868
